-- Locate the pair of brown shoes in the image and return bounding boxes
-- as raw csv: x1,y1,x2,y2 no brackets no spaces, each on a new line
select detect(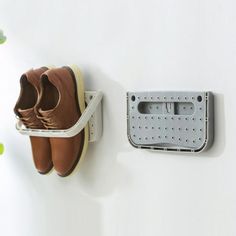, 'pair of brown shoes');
14,66,89,177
